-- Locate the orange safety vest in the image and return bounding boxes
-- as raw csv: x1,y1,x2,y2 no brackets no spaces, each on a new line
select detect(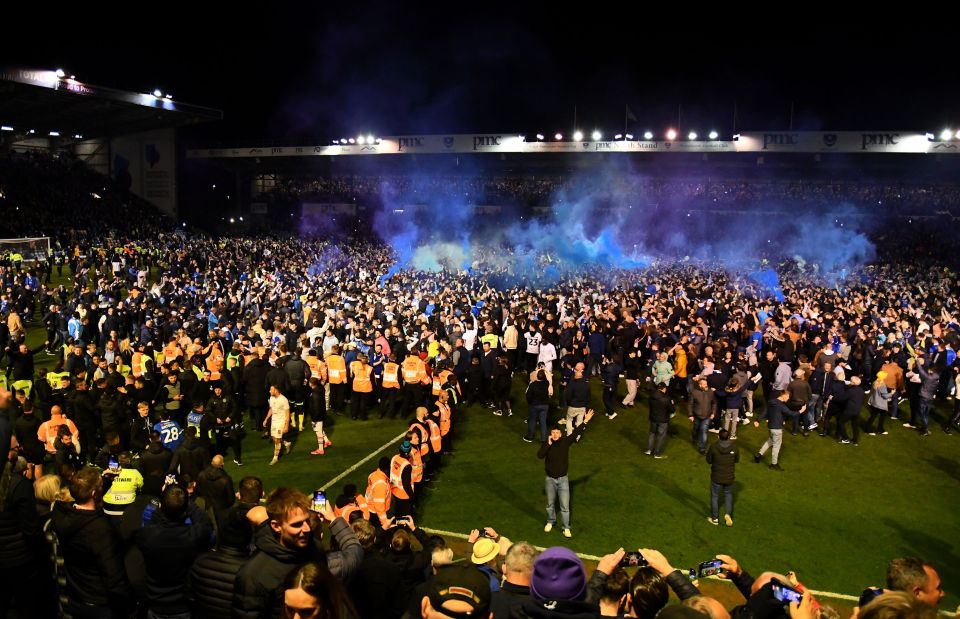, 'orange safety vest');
437,402,452,436
334,495,370,522
307,356,327,381
408,421,430,456
432,369,453,396
327,355,347,384
382,362,400,389
365,469,392,523
410,450,424,484
132,352,145,378
351,362,373,393
426,418,442,453
389,455,411,499
163,343,180,363
420,365,432,386
401,357,424,383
